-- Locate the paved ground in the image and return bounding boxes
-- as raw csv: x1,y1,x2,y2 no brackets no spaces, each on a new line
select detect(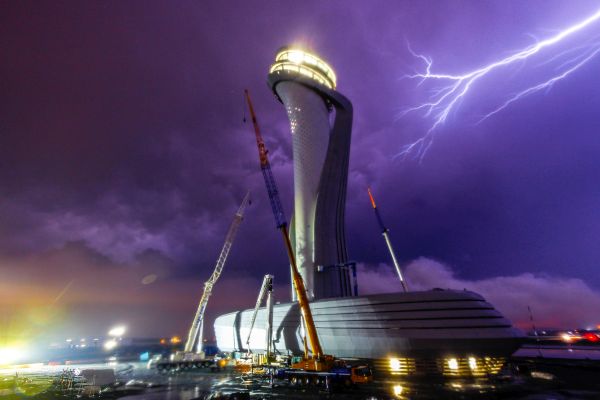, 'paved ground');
1,355,600,399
